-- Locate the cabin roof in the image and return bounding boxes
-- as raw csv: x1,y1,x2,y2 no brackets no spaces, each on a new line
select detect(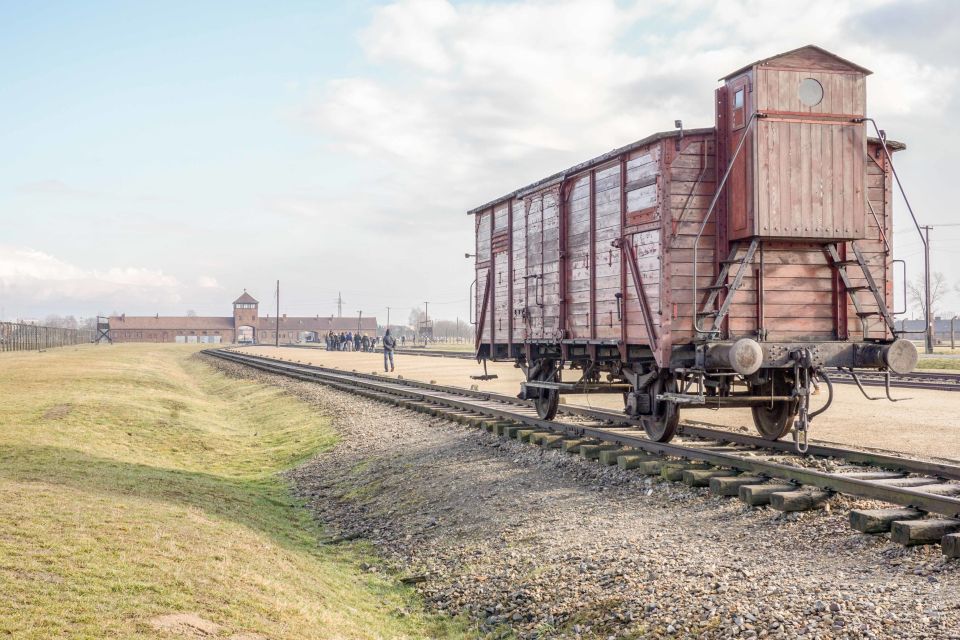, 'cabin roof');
722,45,872,80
